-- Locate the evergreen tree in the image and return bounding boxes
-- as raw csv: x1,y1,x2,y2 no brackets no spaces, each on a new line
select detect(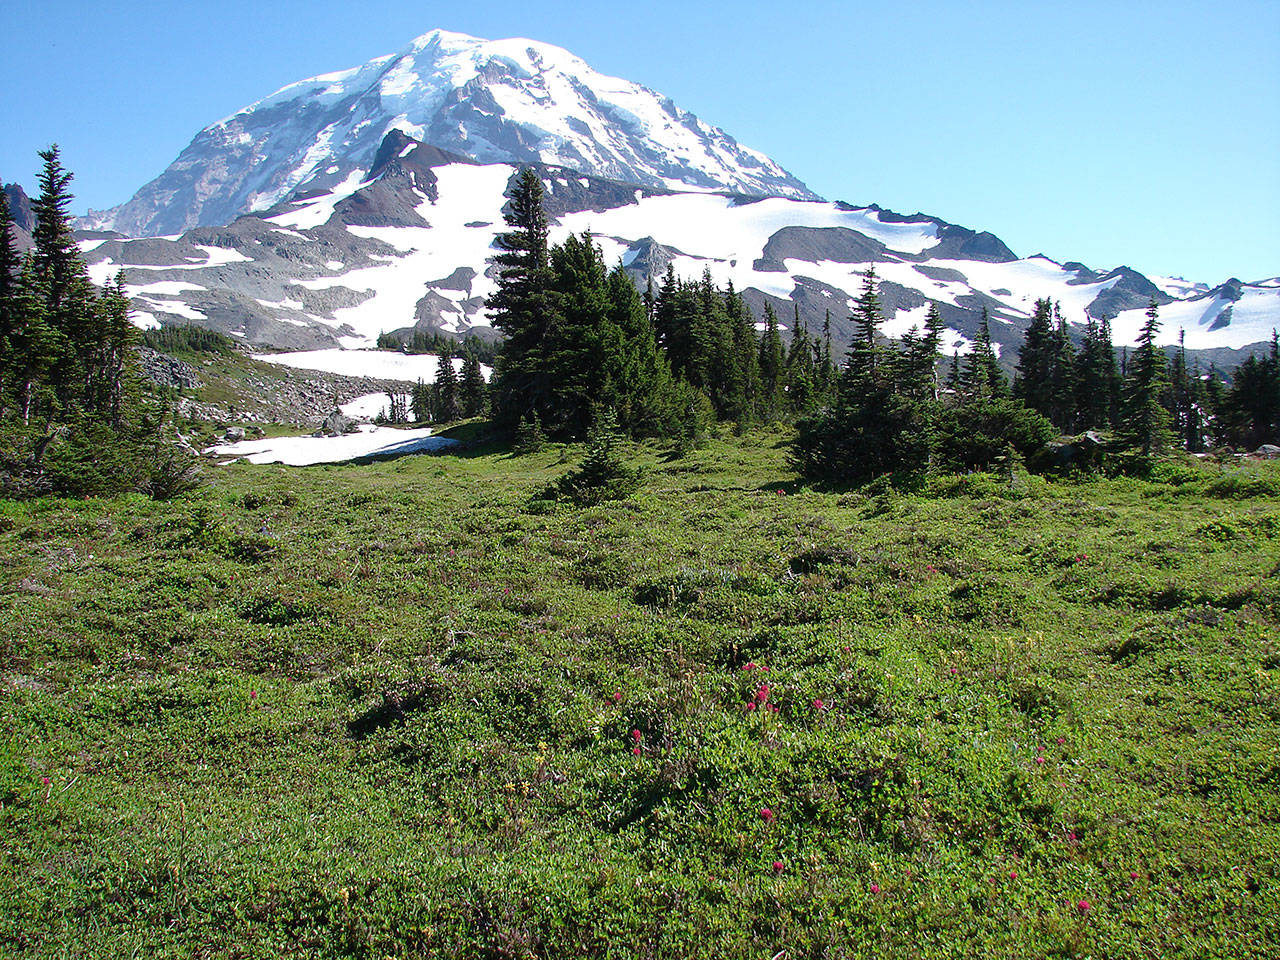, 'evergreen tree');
1218,332,1280,449
786,306,817,415
1045,304,1076,431
963,308,1005,400
434,352,459,423
1014,298,1054,414
922,303,945,401
1120,300,1172,457
758,303,785,420
847,267,882,390
410,378,433,423
486,168,559,429
459,352,487,418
